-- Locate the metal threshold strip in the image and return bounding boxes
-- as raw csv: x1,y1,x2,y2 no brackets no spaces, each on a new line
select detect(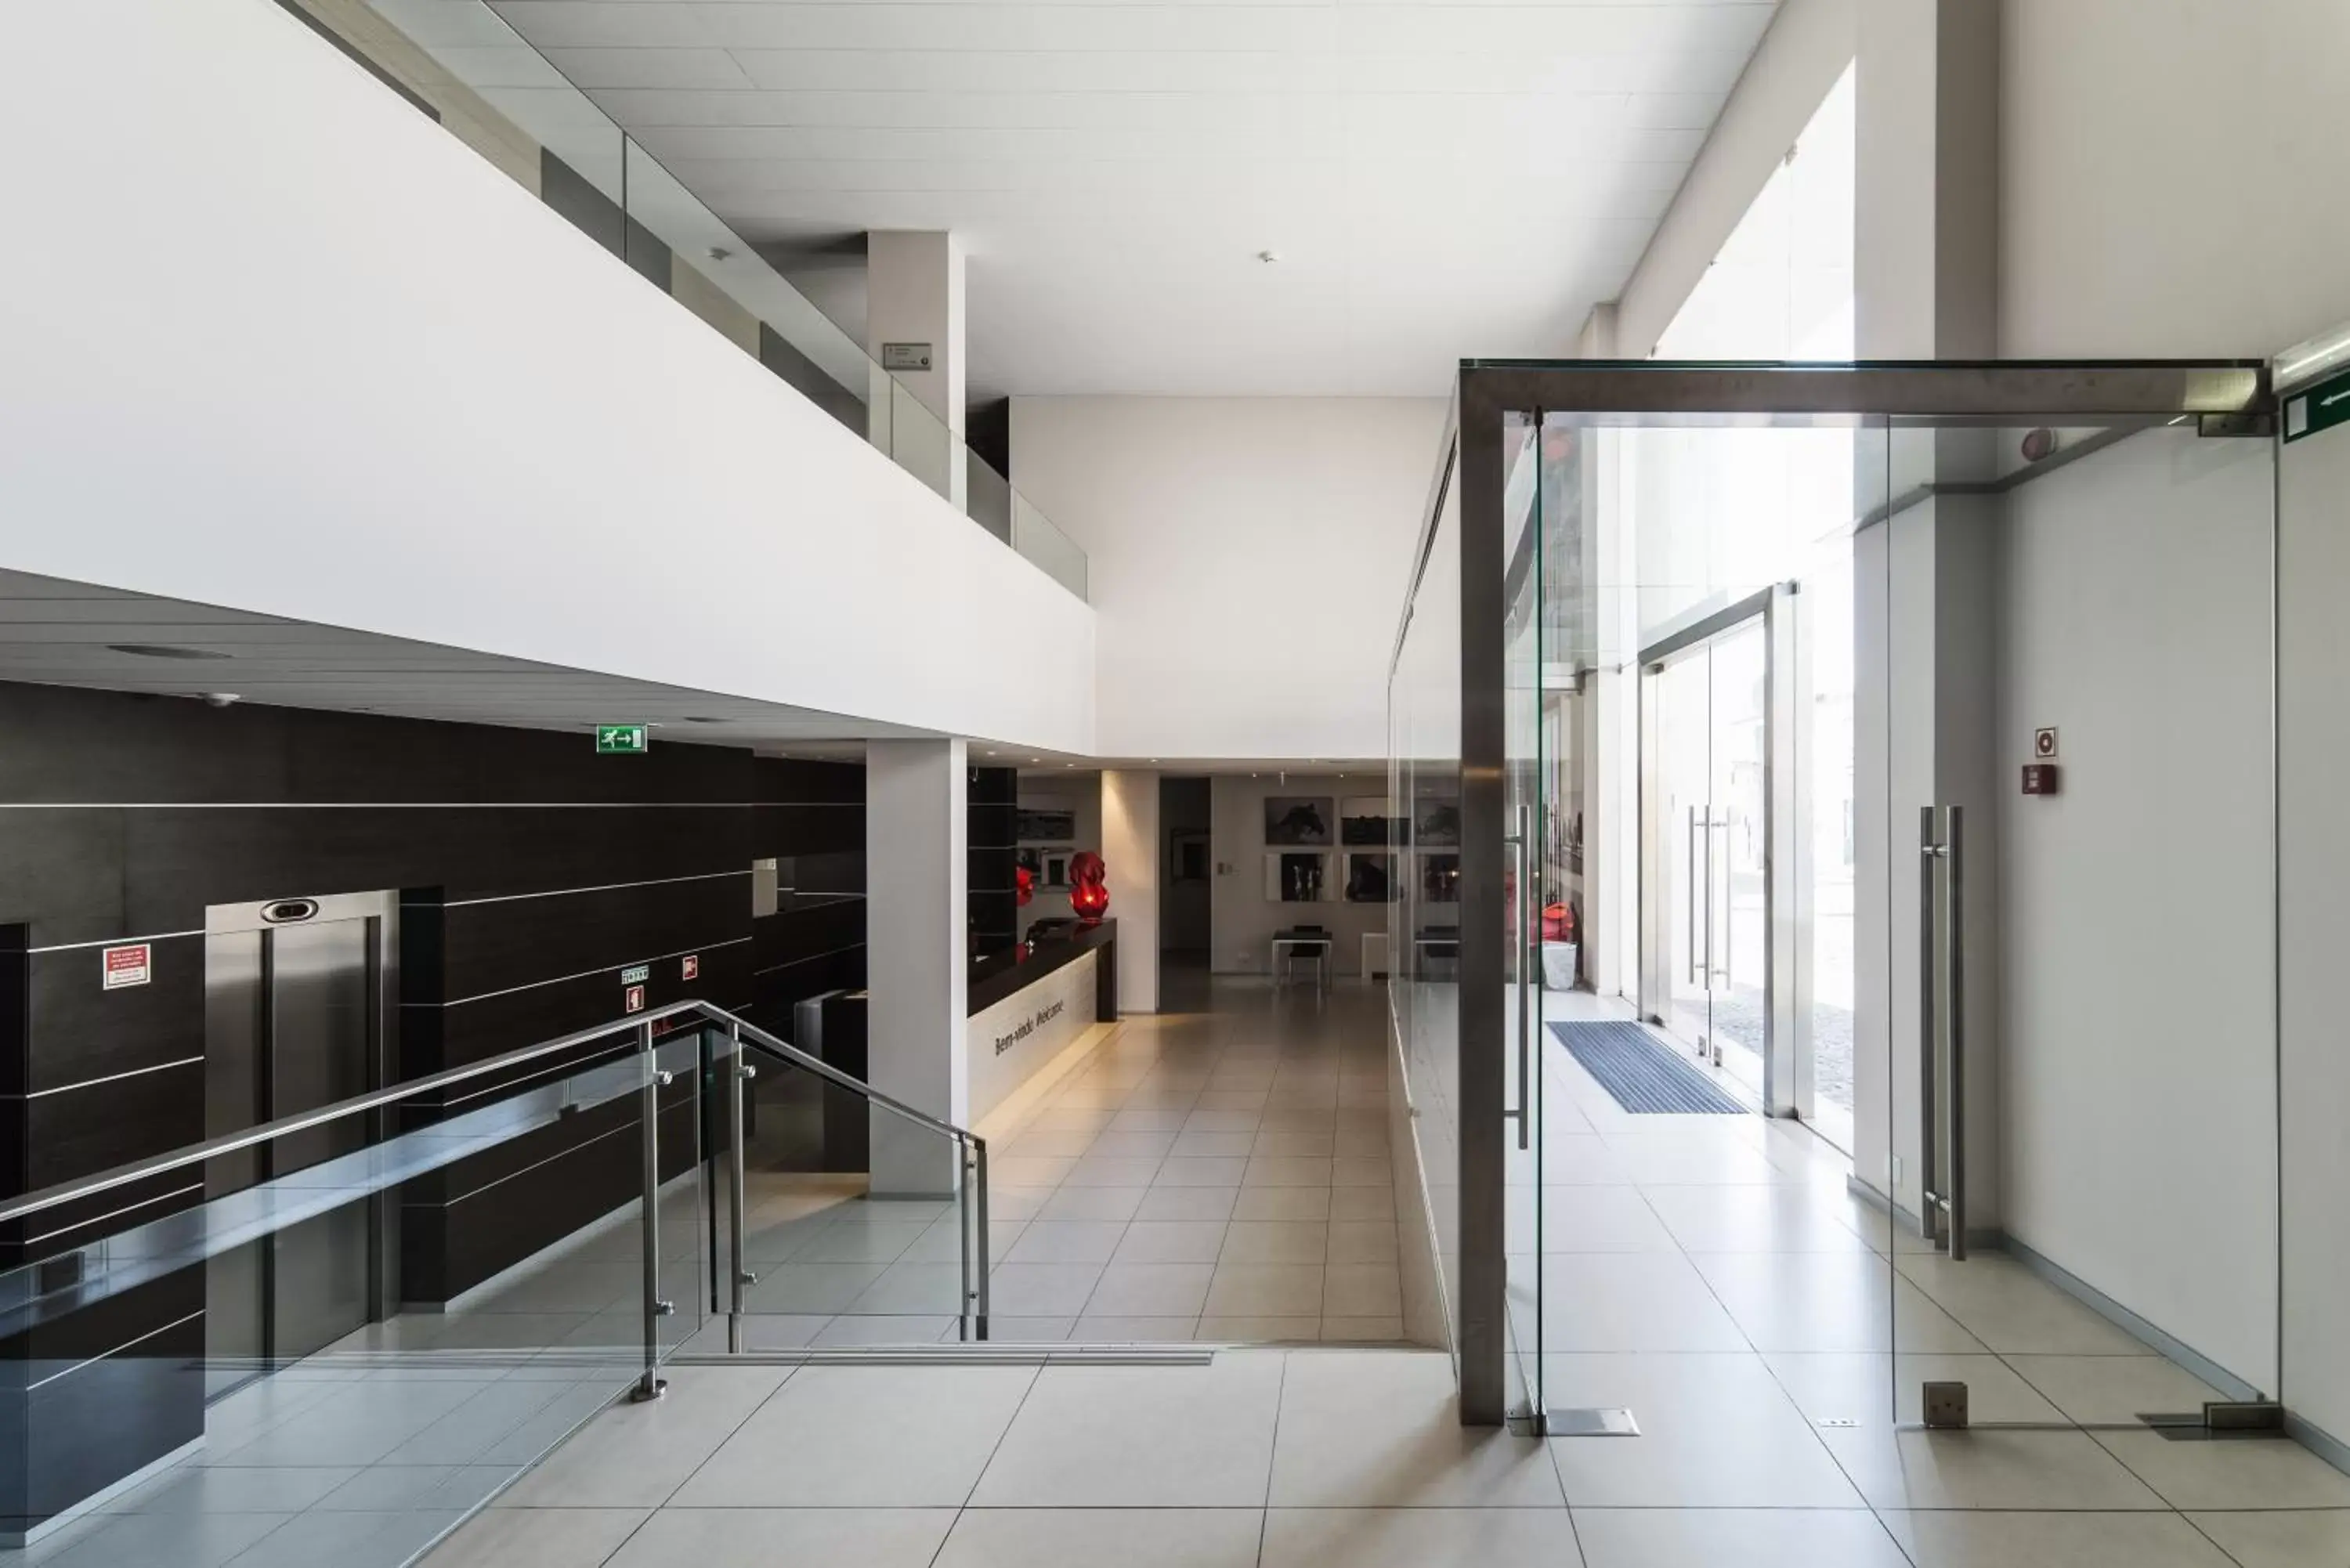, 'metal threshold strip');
672,1345,1217,1367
